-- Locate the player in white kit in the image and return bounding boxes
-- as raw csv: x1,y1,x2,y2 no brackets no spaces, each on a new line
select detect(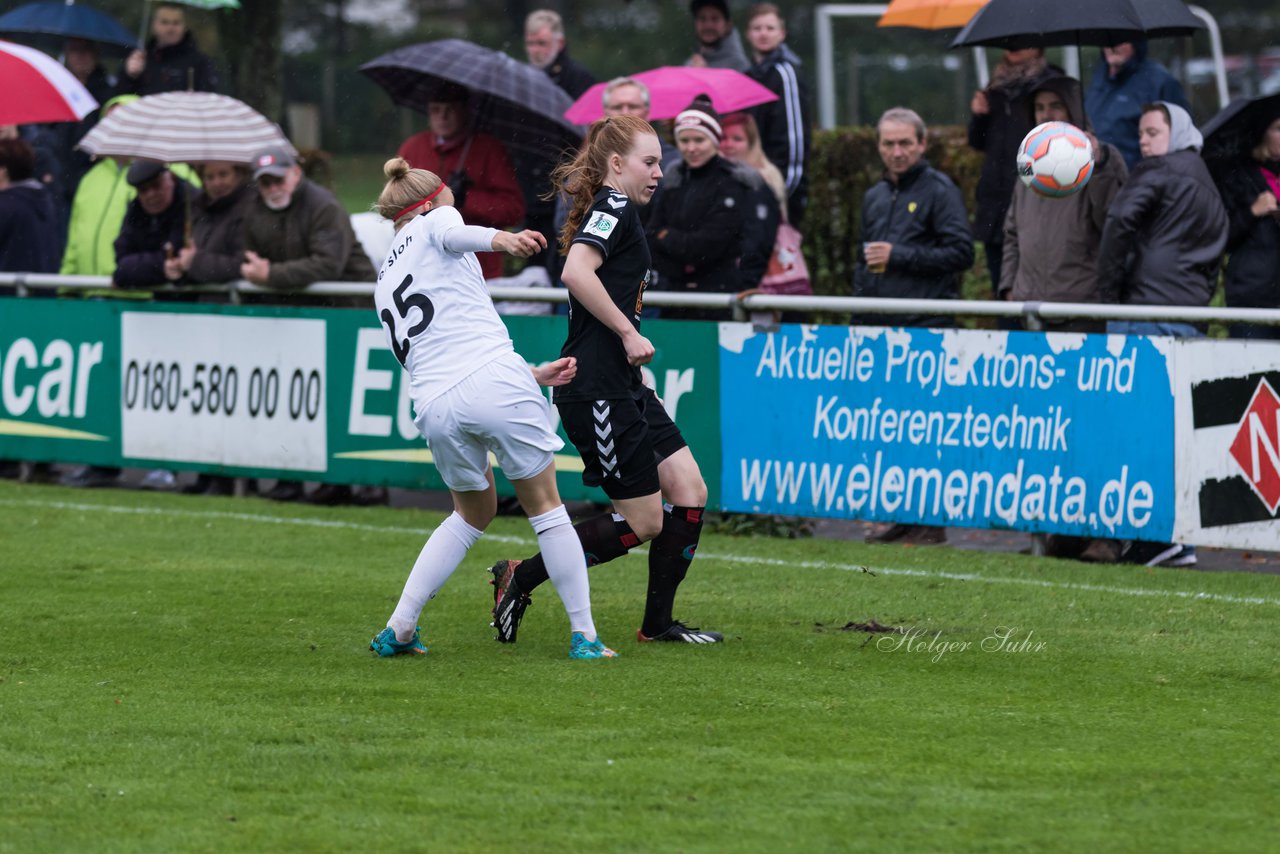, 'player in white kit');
367,156,616,660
